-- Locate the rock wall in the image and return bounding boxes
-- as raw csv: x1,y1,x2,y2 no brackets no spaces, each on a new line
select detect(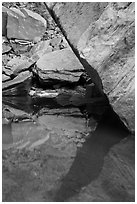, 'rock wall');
47,2,108,48
47,2,135,132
